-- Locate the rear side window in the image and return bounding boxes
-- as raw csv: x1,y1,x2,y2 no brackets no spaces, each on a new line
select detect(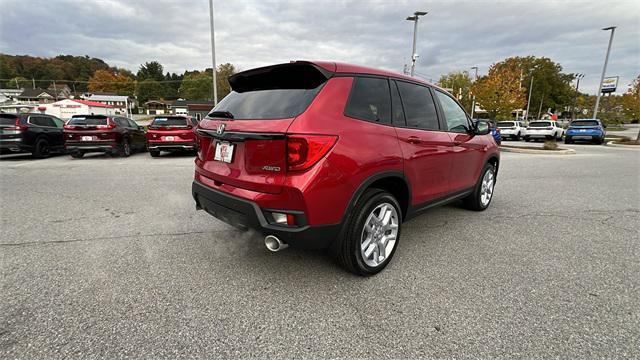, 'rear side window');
151,117,188,127
29,116,55,127
390,81,405,126
344,77,391,124
435,91,470,133
69,116,108,126
396,81,439,130
0,114,19,125
114,118,129,127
